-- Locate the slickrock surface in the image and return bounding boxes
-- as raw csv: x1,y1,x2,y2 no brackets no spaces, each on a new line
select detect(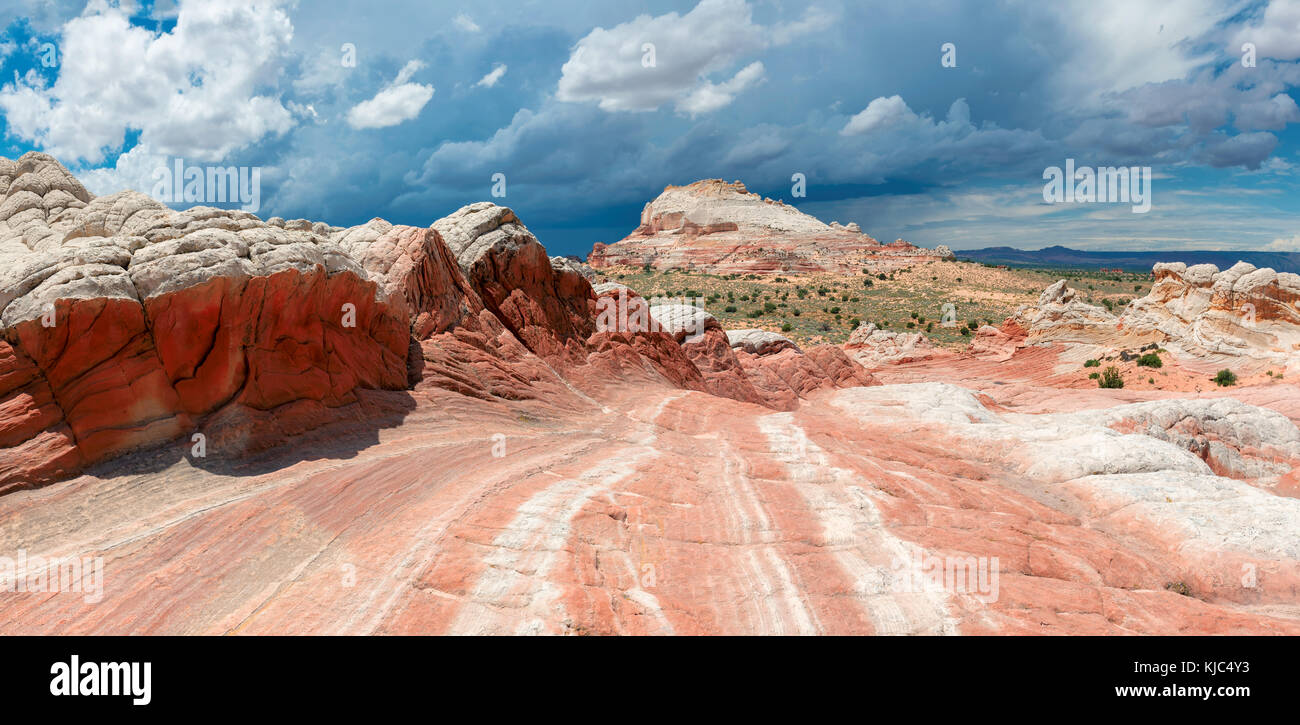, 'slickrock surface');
587,179,952,274
1,154,1297,636
4,373,1298,635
